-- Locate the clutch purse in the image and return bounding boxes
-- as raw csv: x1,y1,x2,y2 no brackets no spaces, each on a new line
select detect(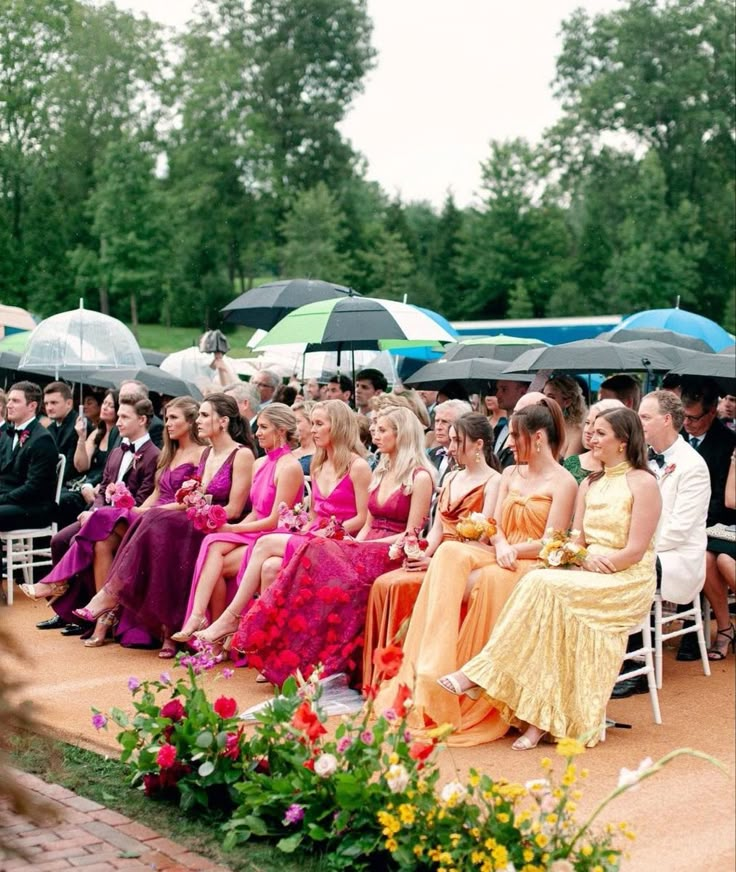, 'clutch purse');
705,523,736,542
